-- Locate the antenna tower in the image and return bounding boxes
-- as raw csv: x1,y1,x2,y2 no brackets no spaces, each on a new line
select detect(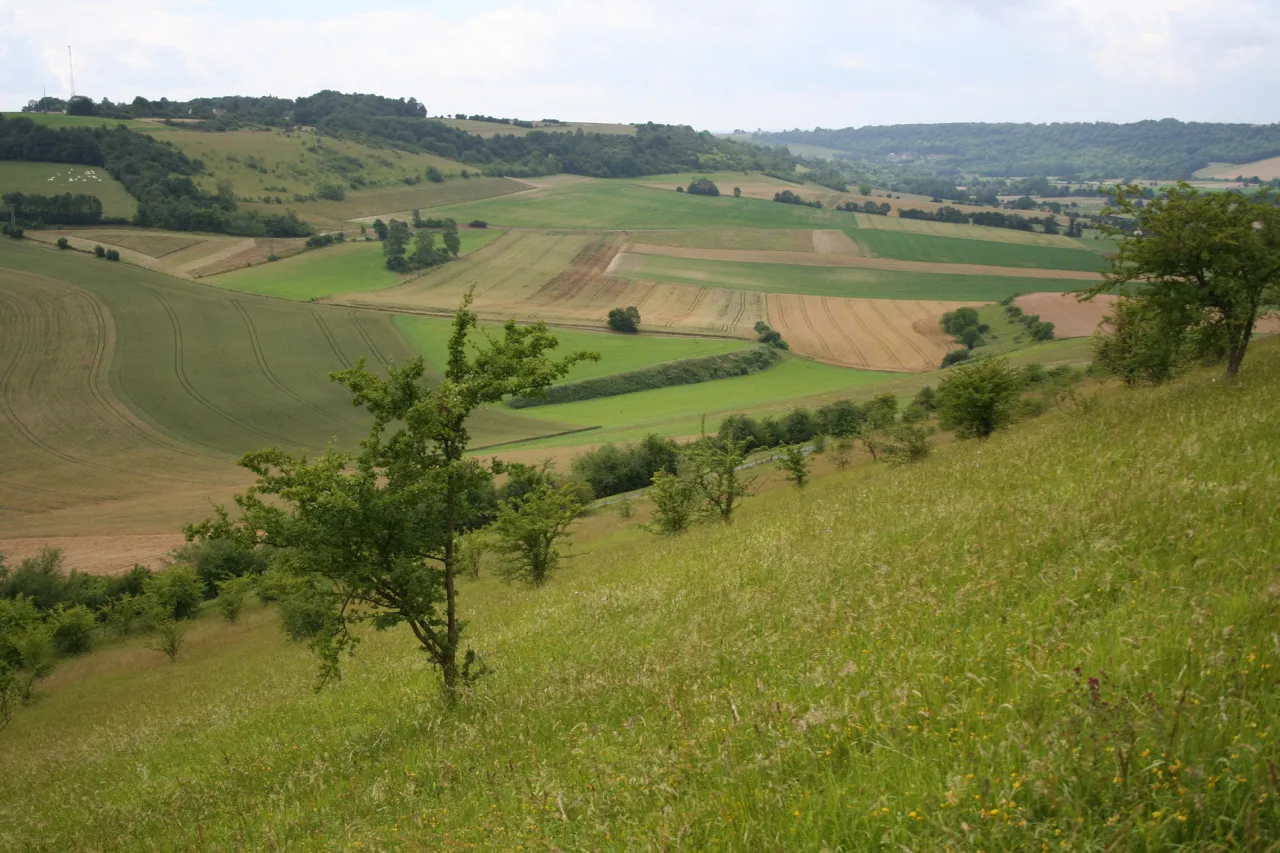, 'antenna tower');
68,46,75,100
